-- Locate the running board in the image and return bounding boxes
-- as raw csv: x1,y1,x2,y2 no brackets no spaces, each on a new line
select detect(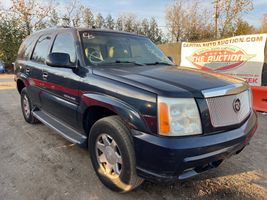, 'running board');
32,110,87,145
